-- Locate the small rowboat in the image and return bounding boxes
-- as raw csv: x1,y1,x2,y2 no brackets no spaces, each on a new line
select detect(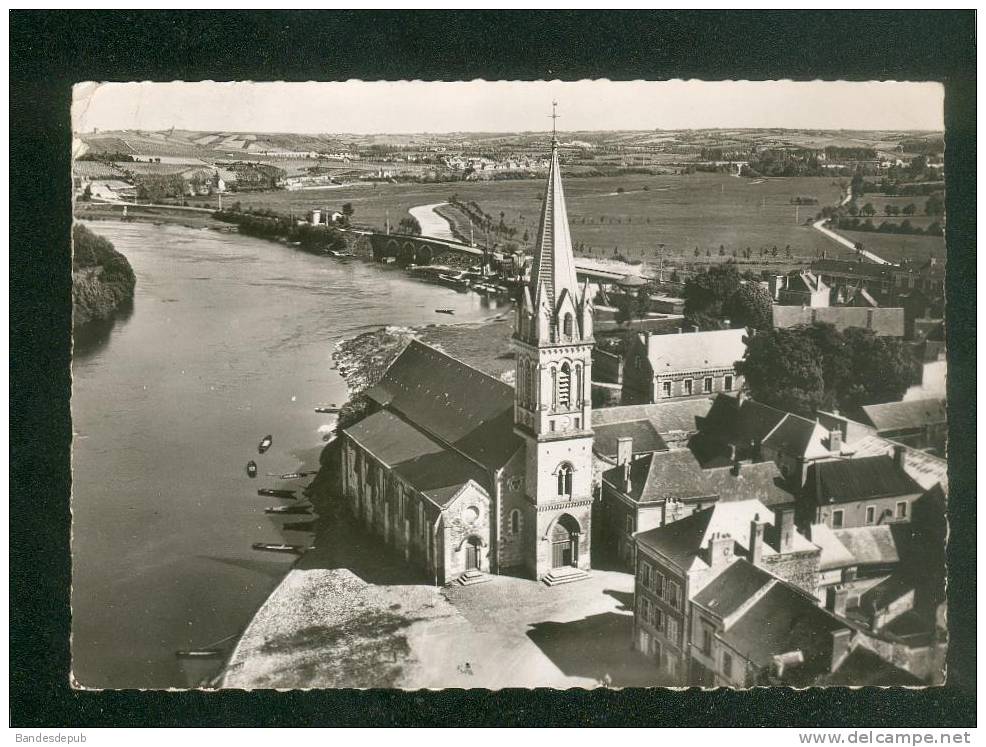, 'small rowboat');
175,649,224,660
258,435,273,454
314,405,341,414
264,505,312,515
251,542,313,555
274,470,319,480
435,308,455,315
246,461,258,478
258,488,297,499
